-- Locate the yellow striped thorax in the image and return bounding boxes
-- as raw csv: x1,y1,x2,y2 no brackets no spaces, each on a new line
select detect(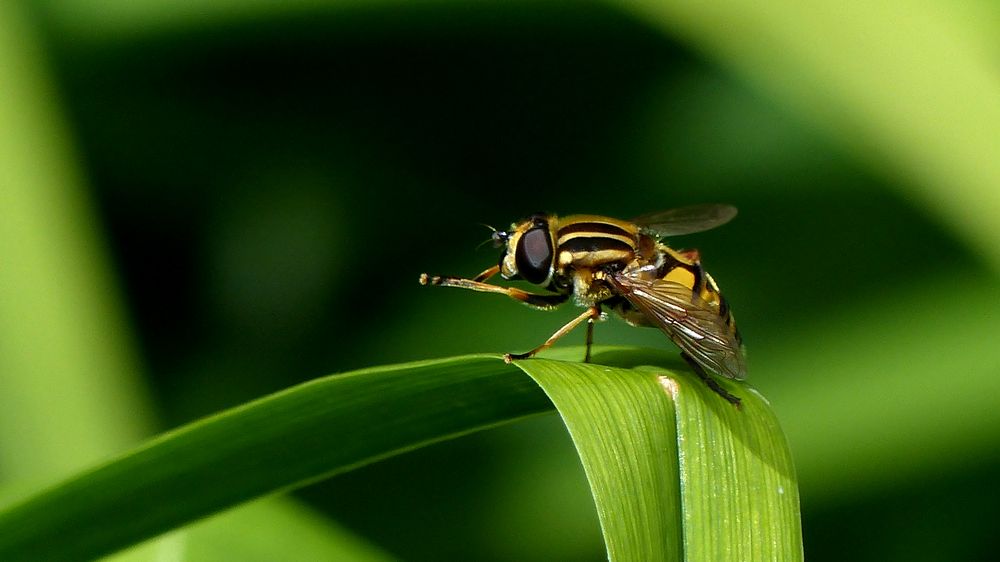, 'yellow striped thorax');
498,214,642,286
